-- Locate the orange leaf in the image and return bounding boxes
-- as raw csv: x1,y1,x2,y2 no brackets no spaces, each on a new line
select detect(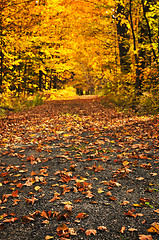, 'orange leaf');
120,226,125,233
139,235,153,240
121,200,130,205
127,189,134,193
128,228,137,231
147,222,159,234
3,217,18,223
41,210,48,219
110,196,117,201
76,213,88,219
45,236,53,240
97,226,107,231
85,229,97,236
106,191,112,196
57,223,69,237
12,190,19,198
154,209,159,214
